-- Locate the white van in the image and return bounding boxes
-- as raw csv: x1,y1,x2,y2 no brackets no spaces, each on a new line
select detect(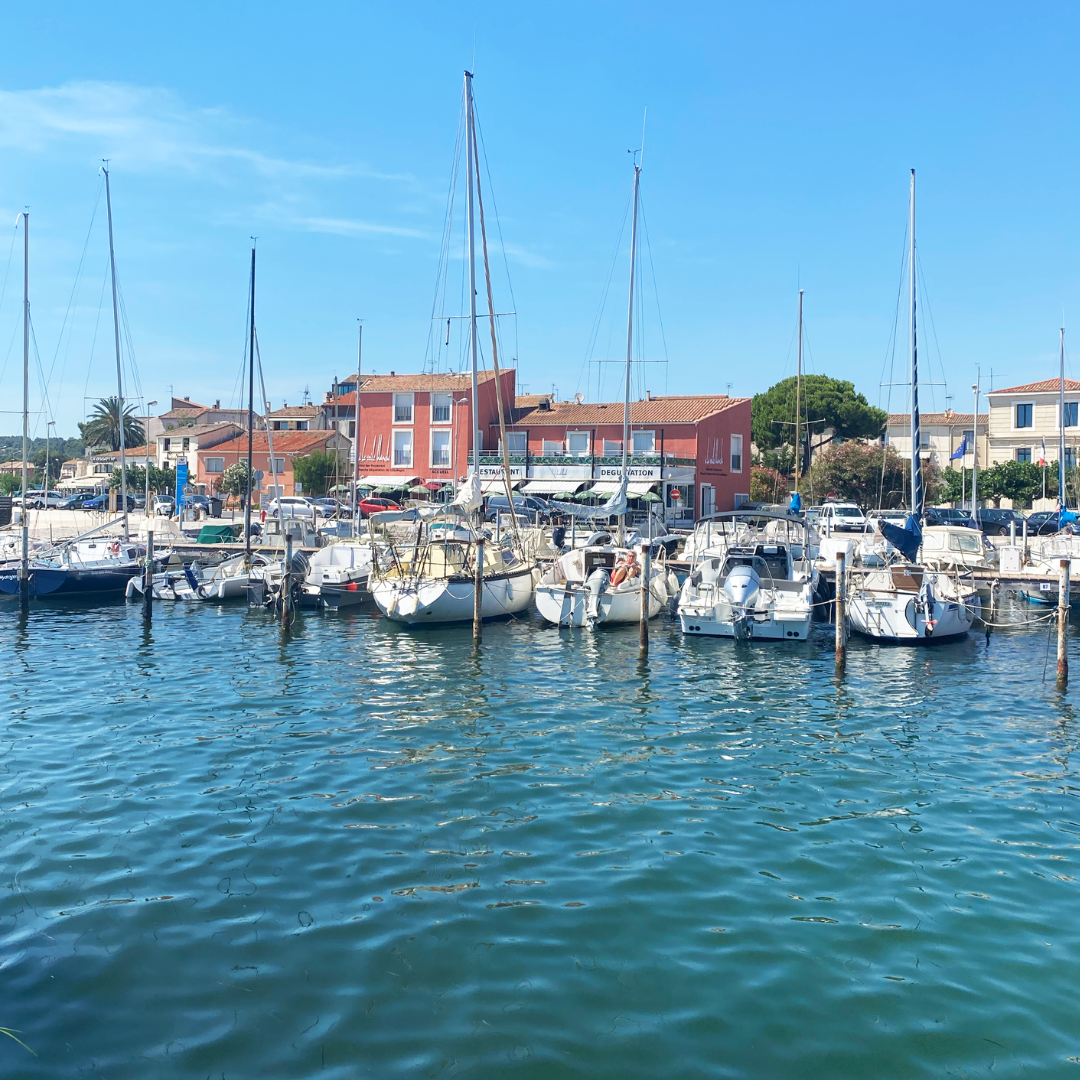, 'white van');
808,501,868,533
